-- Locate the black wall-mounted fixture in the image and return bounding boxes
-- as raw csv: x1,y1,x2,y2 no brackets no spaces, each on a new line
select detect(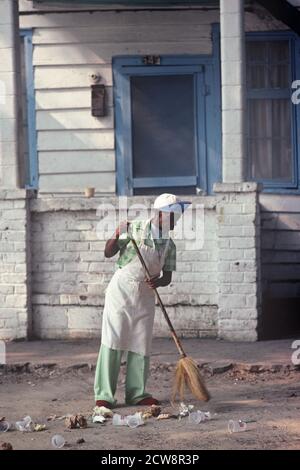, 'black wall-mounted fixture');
91,84,106,117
